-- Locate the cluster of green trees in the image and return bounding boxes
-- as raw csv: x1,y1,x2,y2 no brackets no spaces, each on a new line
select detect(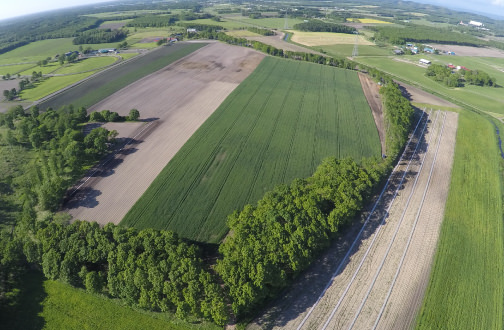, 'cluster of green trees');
247,27,275,36
425,64,463,87
27,220,227,325
73,29,128,45
125,12,212,28
463,69,496,86
372,25,484,46
0,105,117,211
425,64,496,87
217,157,387,317
293,21,357,34
88,108,139,122
2,88,18,101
